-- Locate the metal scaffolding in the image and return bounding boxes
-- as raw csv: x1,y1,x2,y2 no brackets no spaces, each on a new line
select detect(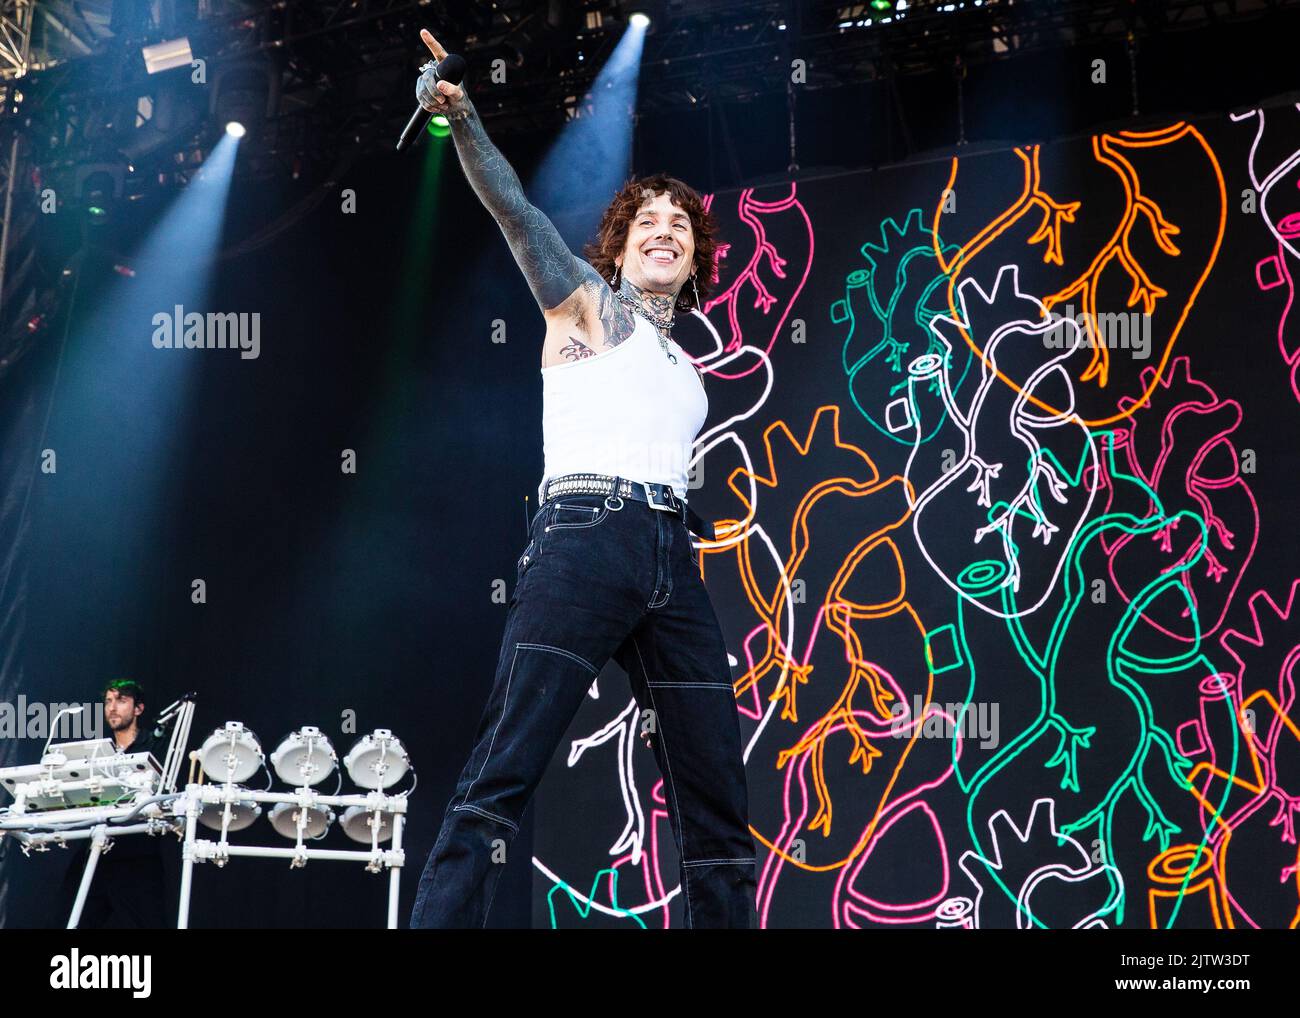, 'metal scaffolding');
0,0,35,80
0,0,34,325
